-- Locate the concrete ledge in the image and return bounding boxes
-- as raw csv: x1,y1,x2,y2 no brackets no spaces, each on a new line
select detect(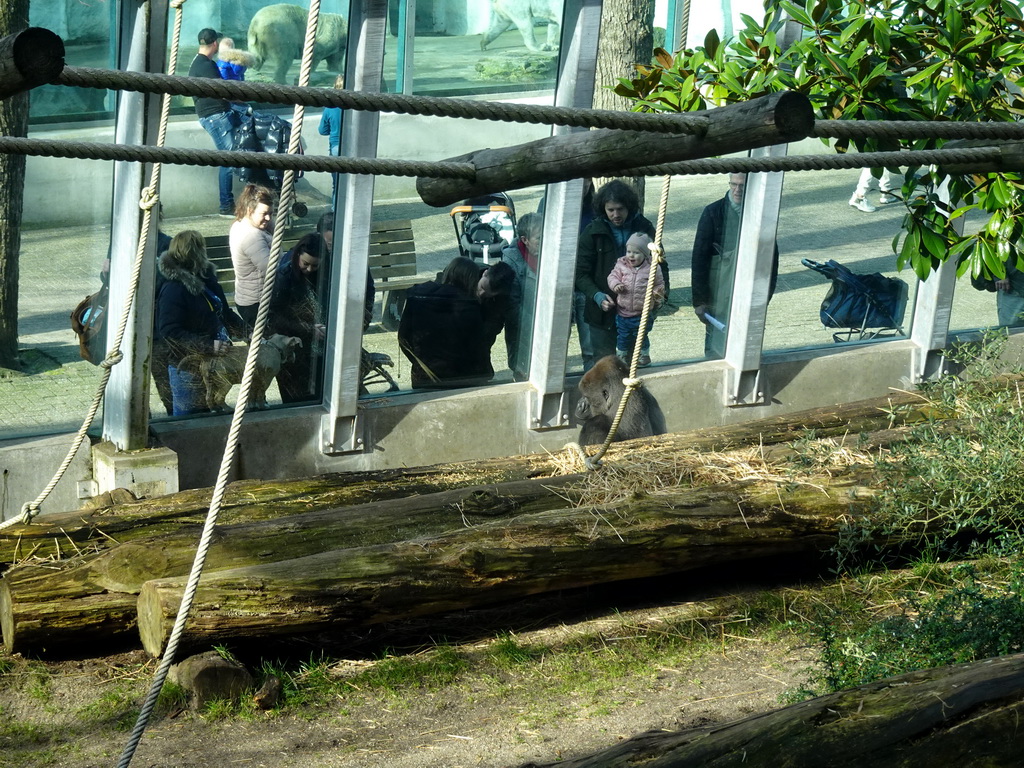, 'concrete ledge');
92,441,179,500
